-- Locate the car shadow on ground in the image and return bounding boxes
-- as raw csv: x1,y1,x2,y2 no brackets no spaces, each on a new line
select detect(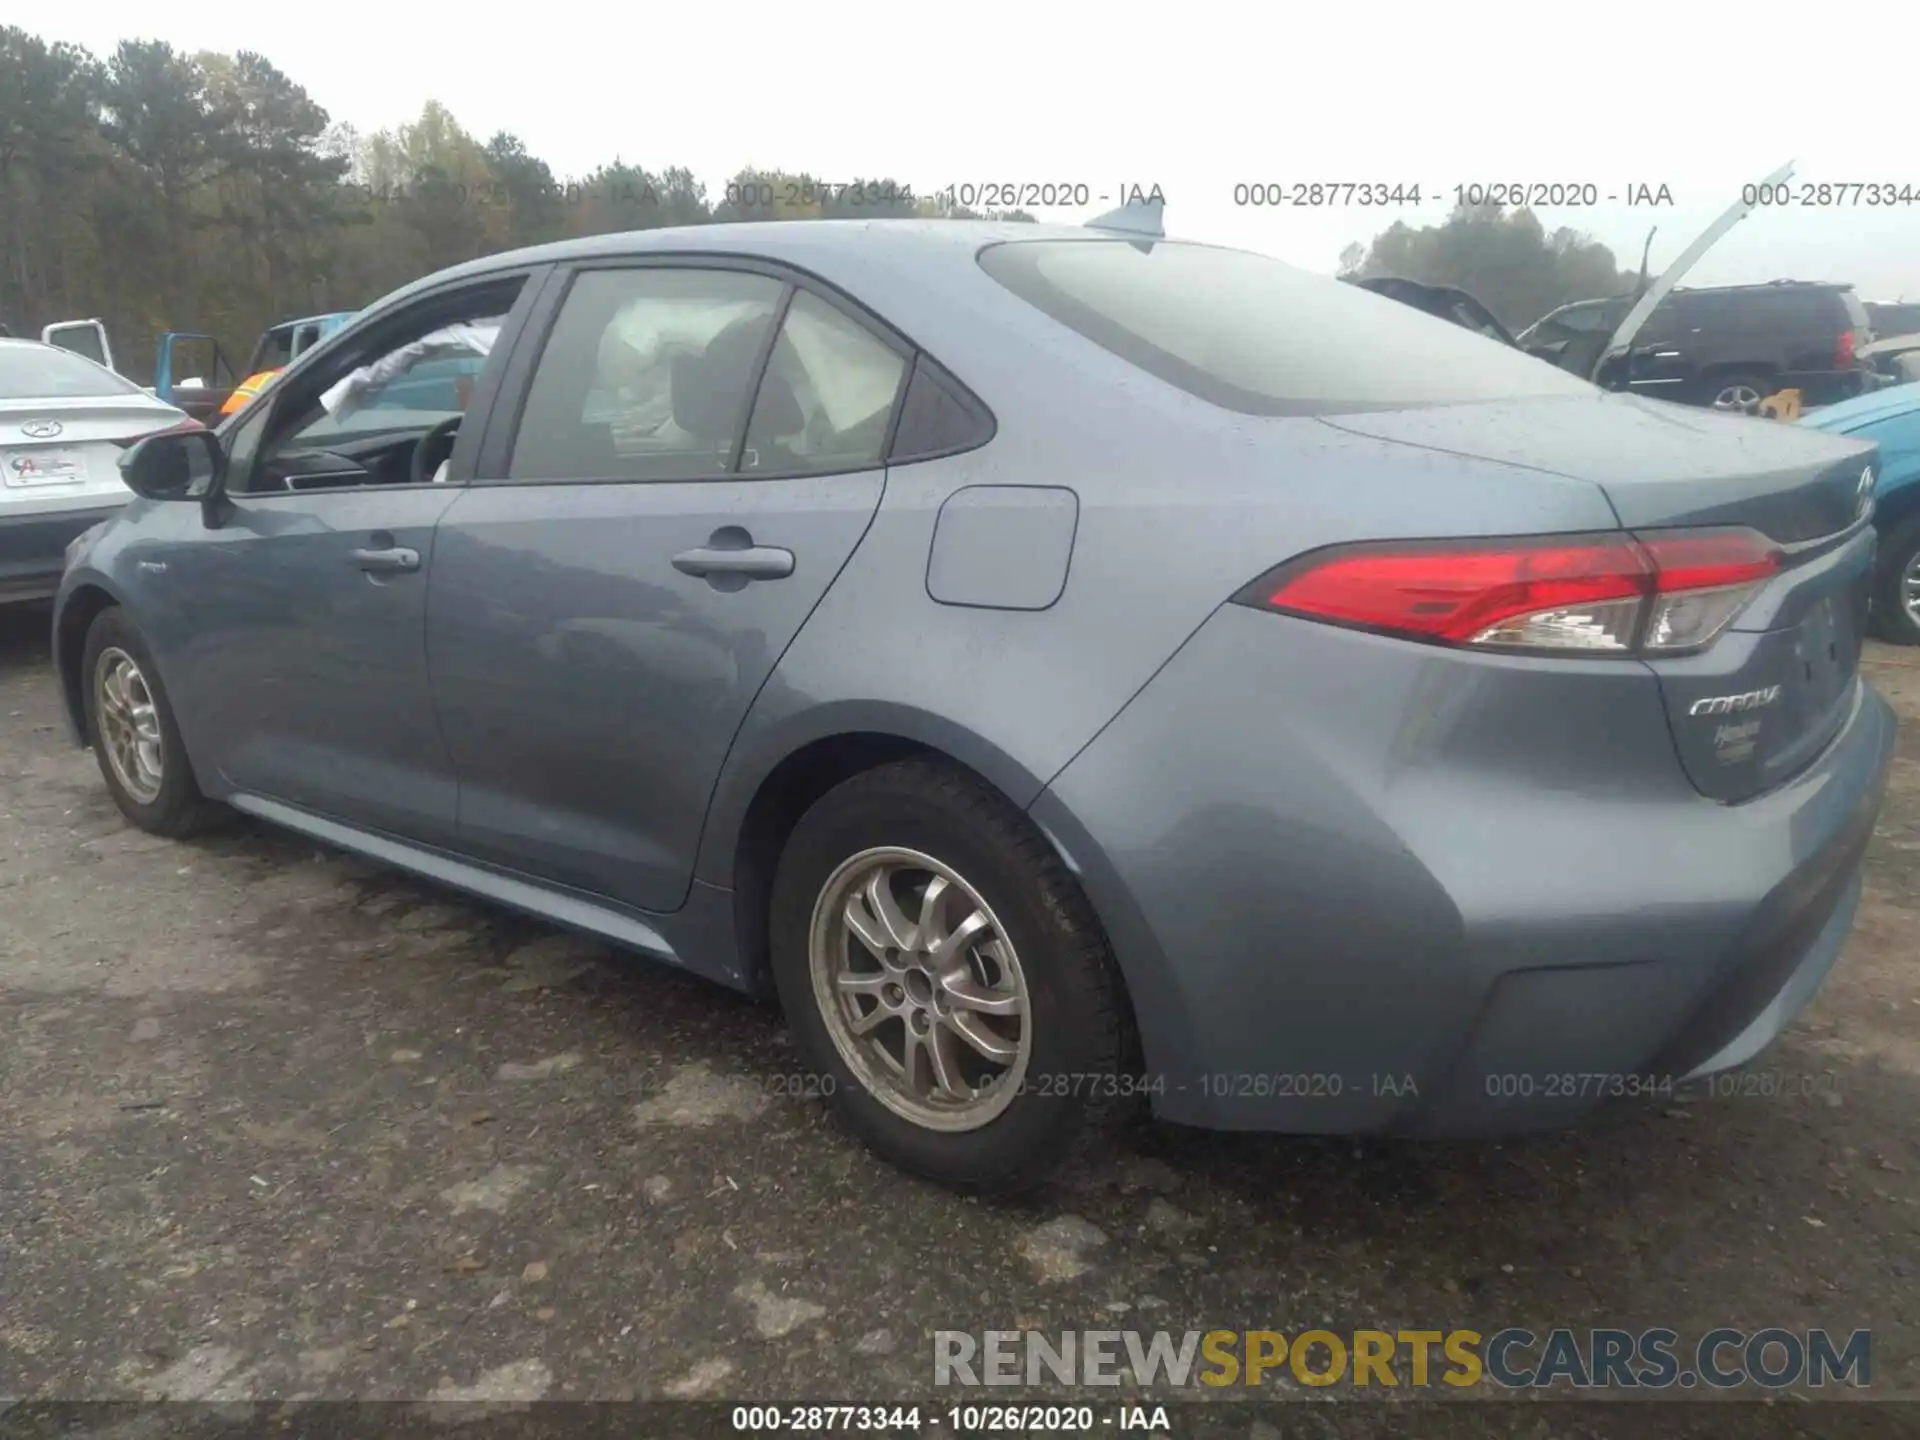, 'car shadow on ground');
0,600,54,670
193,812,1920,1331
10,601,1913,1392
